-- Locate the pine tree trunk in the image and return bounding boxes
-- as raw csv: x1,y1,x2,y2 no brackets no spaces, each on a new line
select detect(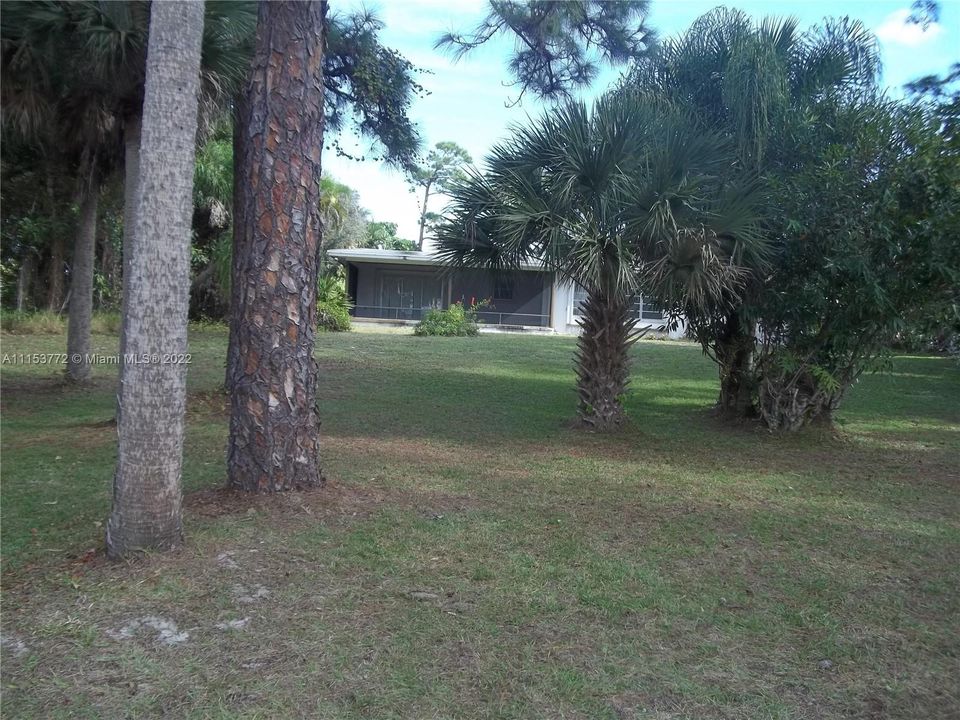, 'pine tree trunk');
574,289,638,431
417,181,431,251
715,310,757,418
225,97,247,392
106,0,204,559
227,0,326,492
66,174,100,382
